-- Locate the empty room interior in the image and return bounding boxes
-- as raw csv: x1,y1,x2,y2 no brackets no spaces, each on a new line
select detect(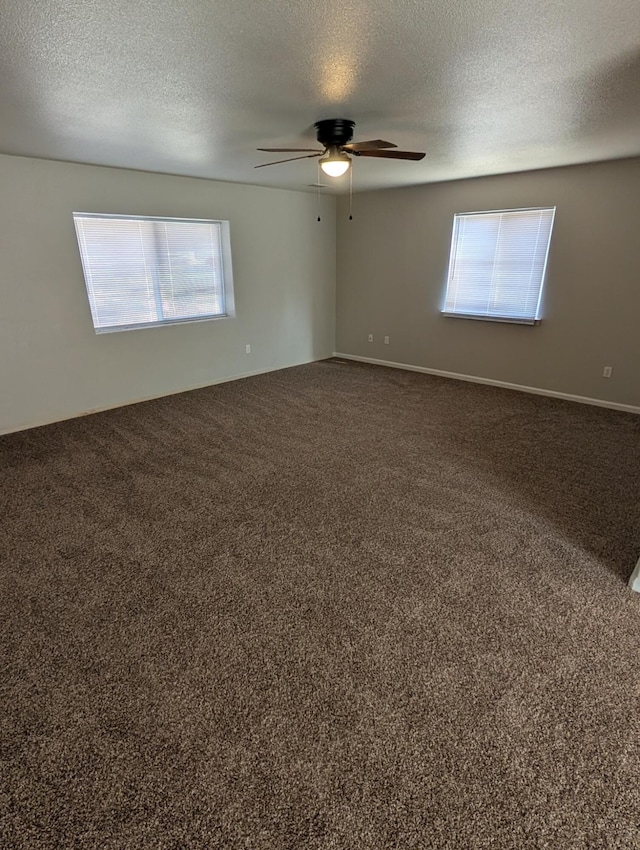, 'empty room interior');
1,1,640,848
